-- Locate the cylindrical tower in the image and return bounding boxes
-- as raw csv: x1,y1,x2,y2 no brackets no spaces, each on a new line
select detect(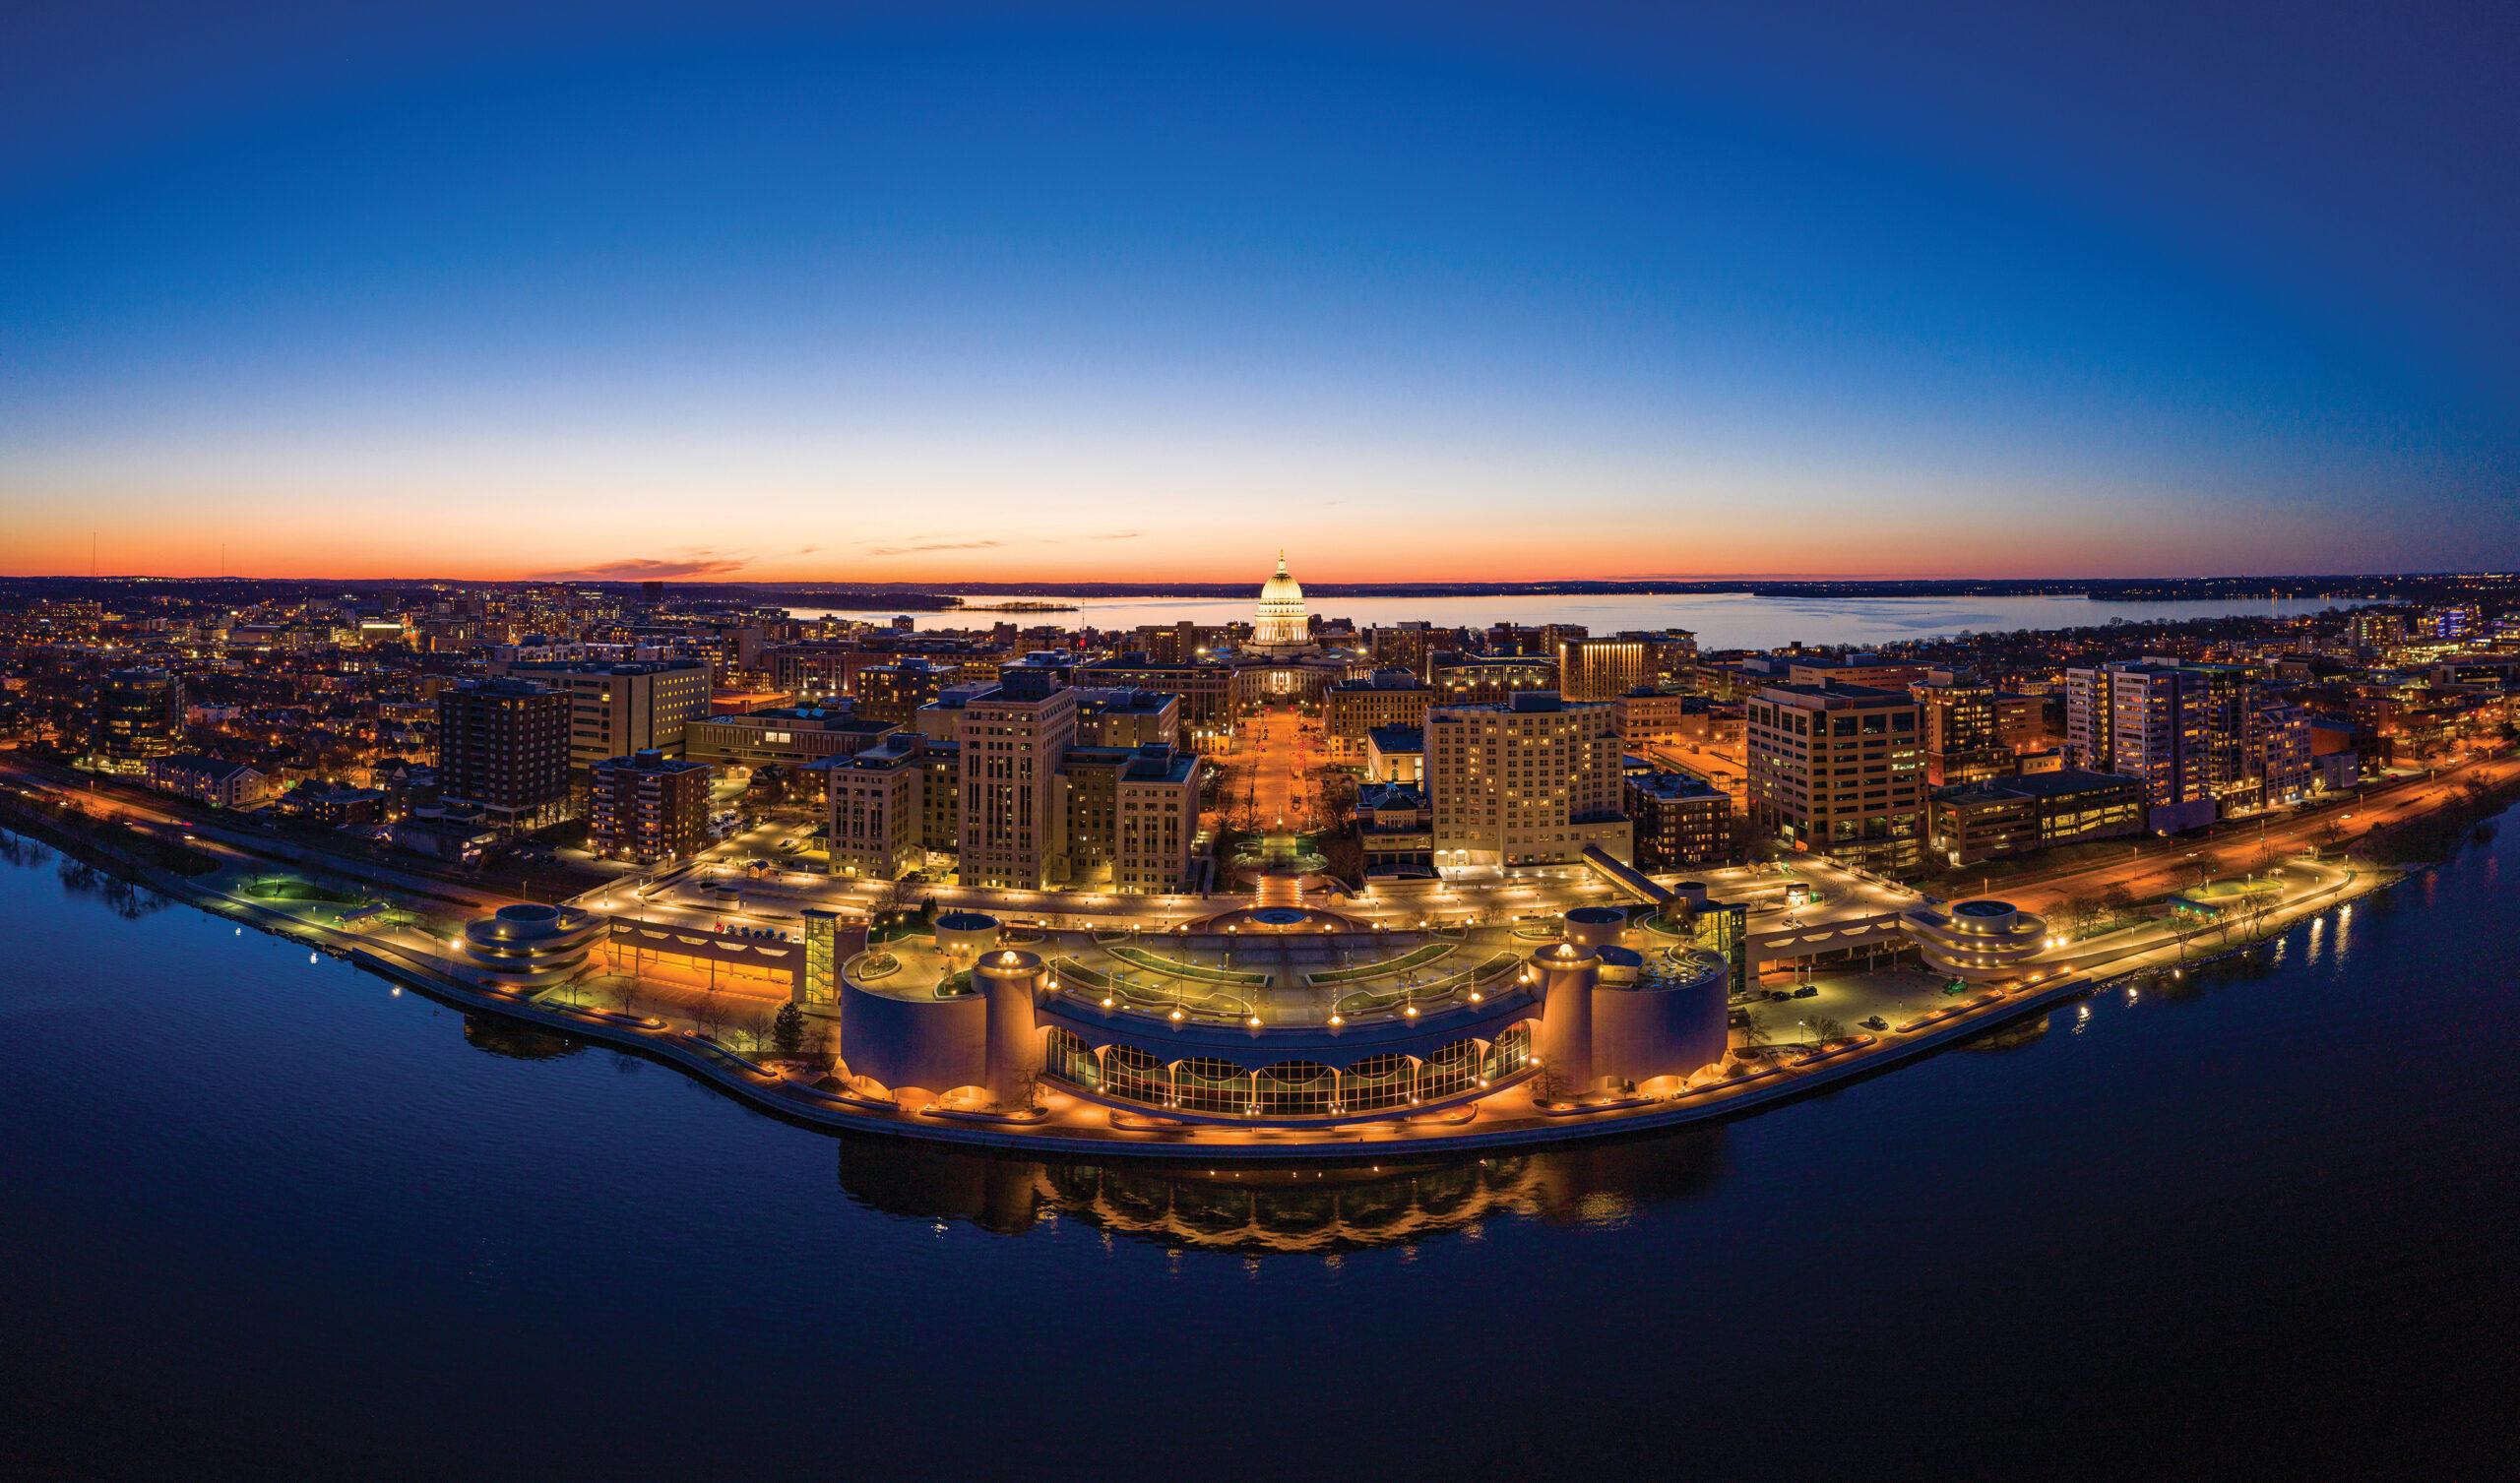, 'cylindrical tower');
977,948,1048,1107
1531,942,1601,1093
932,910,1002,970
1562,905,1627,951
